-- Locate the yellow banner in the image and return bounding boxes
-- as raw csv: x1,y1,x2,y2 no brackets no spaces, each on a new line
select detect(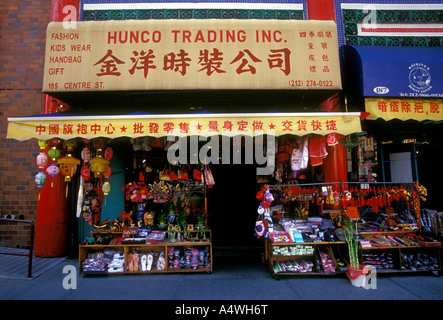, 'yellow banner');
7,112,362,141
365,98,443,121
43,20,341,92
